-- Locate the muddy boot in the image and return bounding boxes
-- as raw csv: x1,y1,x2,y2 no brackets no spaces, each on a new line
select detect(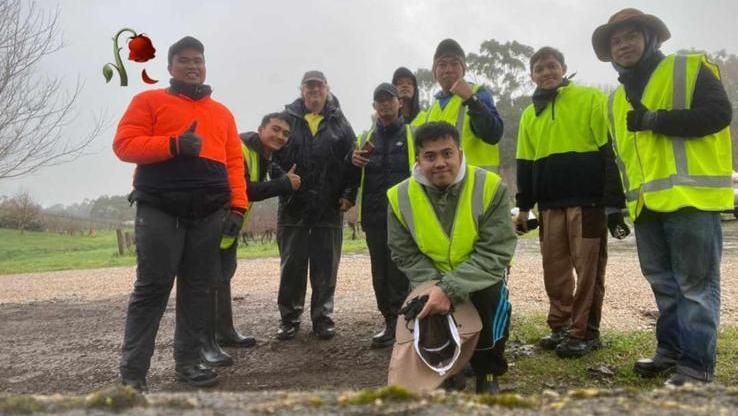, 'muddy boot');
199,288,233,367
216,283,256,348
371,316,396,349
